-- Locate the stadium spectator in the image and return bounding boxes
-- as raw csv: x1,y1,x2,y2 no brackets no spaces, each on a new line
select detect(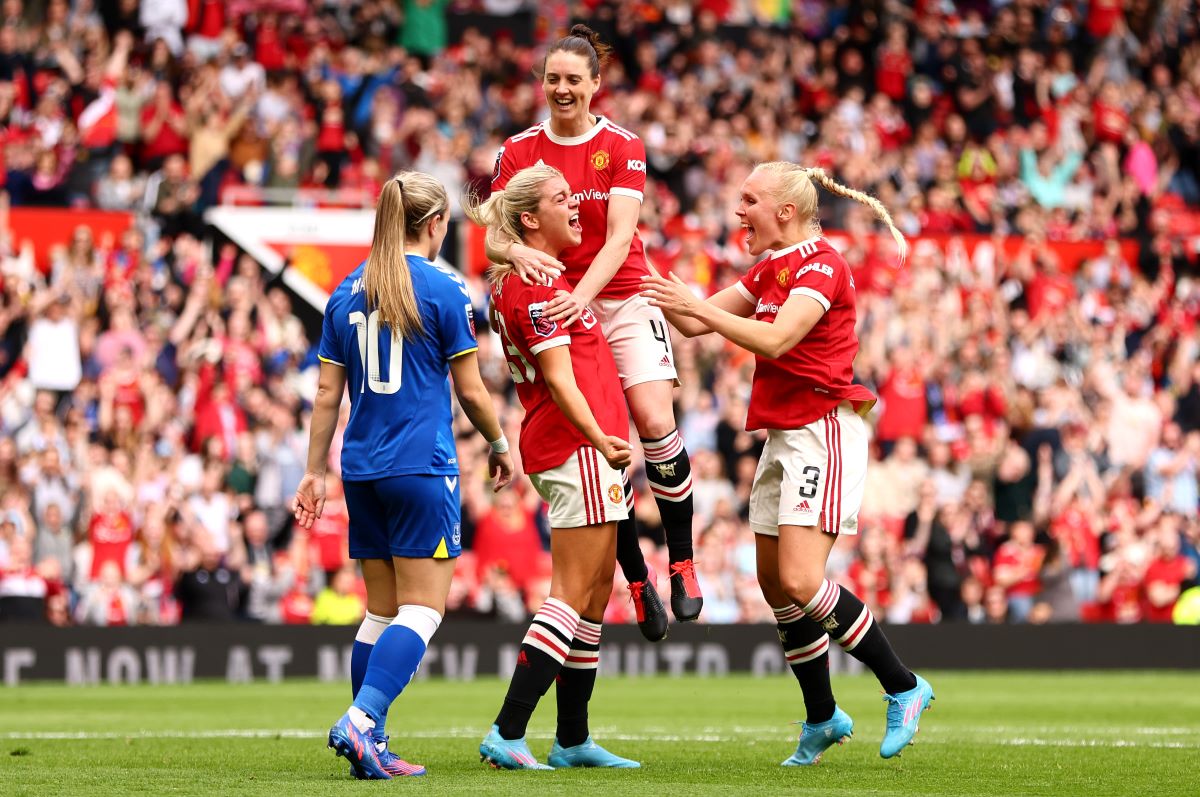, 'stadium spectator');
0,0,1193,632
